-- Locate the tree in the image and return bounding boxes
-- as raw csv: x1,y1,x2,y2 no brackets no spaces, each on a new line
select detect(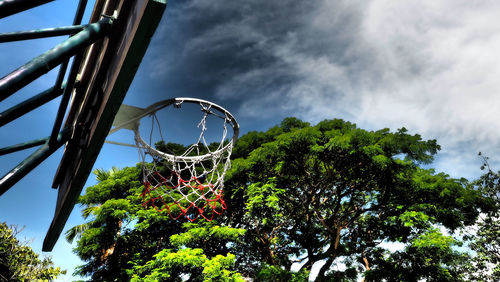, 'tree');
68,117,494,281
224,117,493,280
463,154,500,281
68,166,245,281
129,222,246,281
0,222,65,281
